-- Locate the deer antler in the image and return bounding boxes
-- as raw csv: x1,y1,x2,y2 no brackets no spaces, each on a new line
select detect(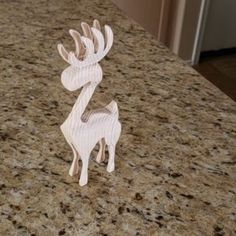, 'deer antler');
57,19,113,68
